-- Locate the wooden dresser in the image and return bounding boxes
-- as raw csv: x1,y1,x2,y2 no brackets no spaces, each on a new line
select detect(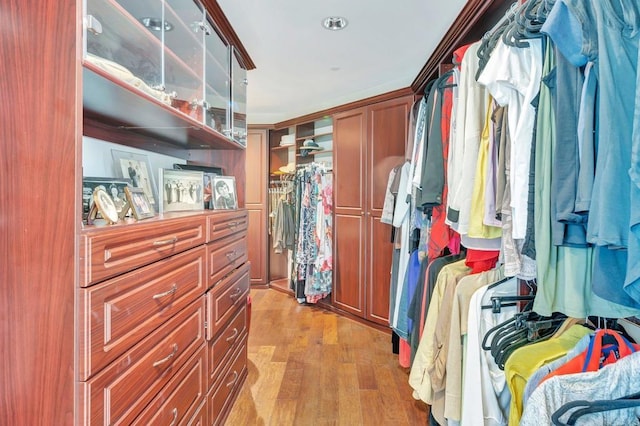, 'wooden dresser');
77,210,249,425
